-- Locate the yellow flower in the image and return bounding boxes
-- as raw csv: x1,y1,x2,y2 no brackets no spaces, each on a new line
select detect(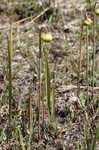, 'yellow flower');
41,32,53,42
95,8,99,16
83,18,93,26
